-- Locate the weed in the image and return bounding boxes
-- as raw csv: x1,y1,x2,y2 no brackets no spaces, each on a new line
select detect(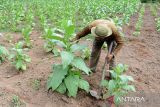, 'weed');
32,79,41,90
11,95,21,107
